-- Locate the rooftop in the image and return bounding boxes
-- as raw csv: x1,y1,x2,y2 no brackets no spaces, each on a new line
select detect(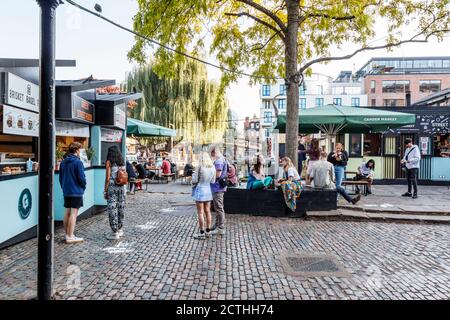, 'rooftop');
56,79,116,92
413,87,450,106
